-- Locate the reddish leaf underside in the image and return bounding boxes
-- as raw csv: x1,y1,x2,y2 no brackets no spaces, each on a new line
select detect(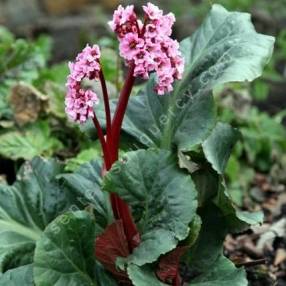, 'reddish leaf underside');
156,246,189,285
95,219,131,283
95,221,188,286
